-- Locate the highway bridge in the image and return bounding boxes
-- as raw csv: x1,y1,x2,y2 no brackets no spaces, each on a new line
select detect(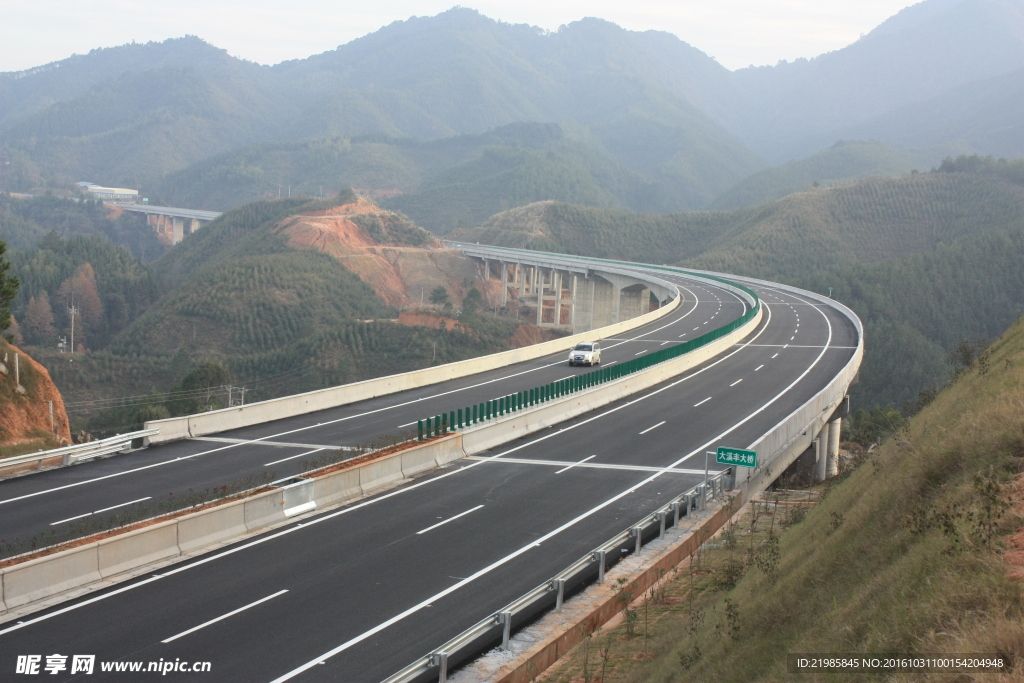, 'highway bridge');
0,245,861,682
